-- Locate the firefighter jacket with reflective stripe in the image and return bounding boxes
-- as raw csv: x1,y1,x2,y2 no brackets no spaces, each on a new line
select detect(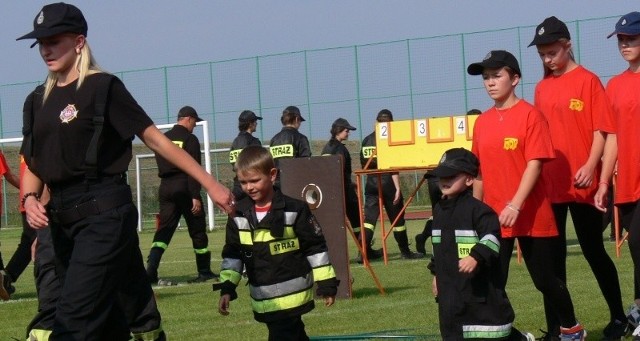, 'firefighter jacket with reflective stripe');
155,124,201,199
430,190,515,339
218,188,338,323
229,131,261,168
321,138,354,190
269,127,311,168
